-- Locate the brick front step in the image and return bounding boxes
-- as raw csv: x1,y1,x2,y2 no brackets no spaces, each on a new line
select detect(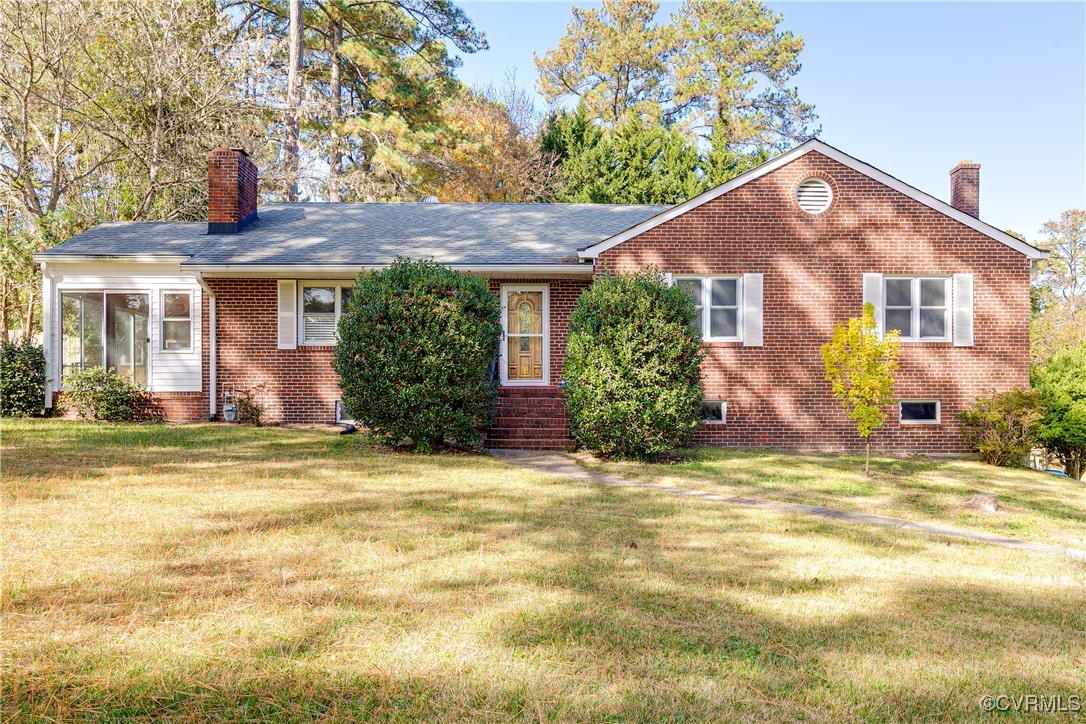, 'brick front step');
491,418,570,429
488,385,573,450
488,430,570,441
488,438,575,451
497,387,566,399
